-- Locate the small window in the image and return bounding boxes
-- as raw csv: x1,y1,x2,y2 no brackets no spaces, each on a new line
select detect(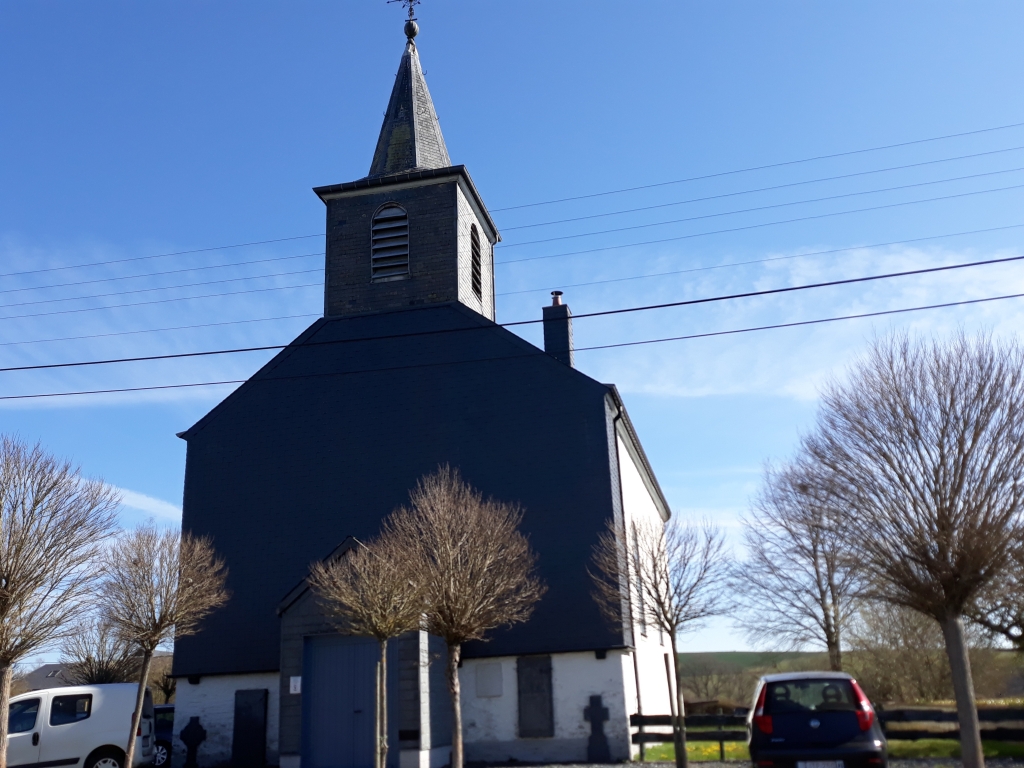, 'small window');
50,694,92,726
9,699,39,734
370,204,410,282
470,225,482,299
